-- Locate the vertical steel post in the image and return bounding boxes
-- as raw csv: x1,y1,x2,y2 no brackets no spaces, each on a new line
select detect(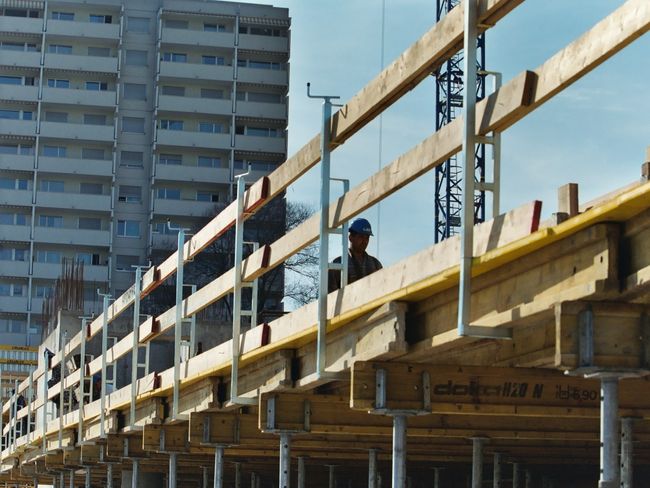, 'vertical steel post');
328,466,335,488
213,446,224,488
85,468,91,488
173,228,185,420
59,472,63,488
234,462,241,488
69,470,74,488
27,369,33,438
493,452,502,488
297,457,305,488
34,477,38,488
202,467,208,488
58,331,66,448
433,468,440,488
600,377,620,487
99,292,110,438
471,438,485,488
490,73,502,218
131,265,144,427
512,463,520,488
621,417,634,488
368,449,378,488
132,458,139,488
78,317,88,444
169,452,177,488
189,284,198,353
392,415,407,488
279,433,291,488
107,464,114,488
41,351,47,453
